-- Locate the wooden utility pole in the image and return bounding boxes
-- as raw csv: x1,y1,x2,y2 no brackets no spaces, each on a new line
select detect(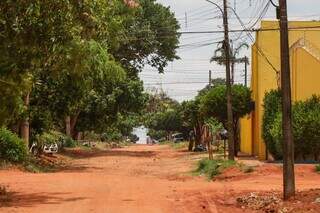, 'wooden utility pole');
279,0,295,200
209,70,212,87
244,56,248,87
222,0,235,160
